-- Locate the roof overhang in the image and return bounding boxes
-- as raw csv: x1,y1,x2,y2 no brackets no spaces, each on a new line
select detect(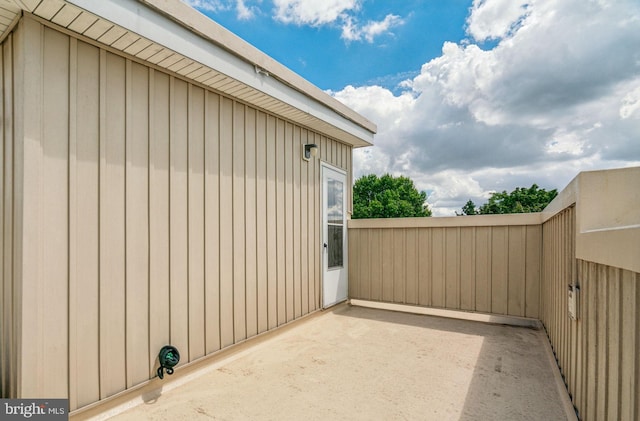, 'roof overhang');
0,0,376,147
